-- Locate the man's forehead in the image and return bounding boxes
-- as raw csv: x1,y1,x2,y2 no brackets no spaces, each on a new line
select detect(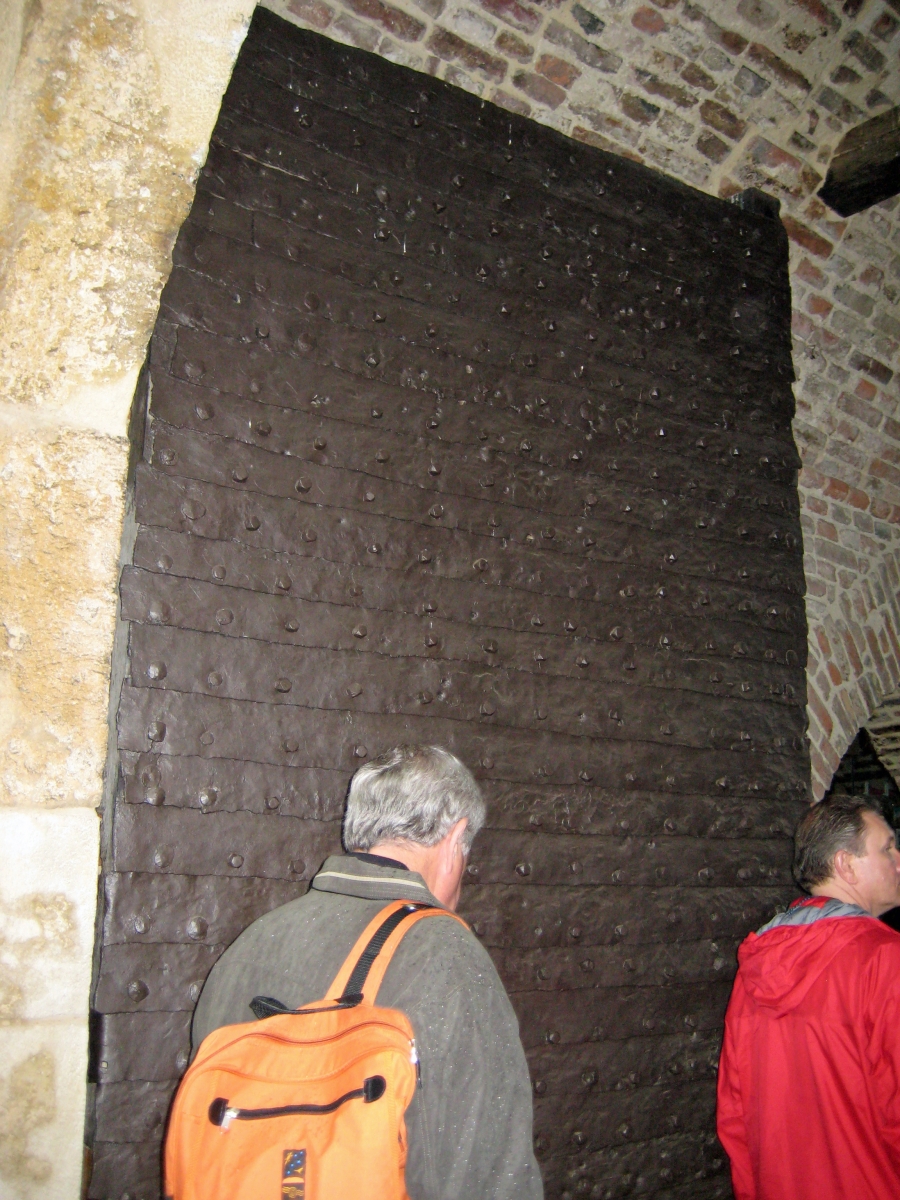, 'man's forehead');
862,810,894,841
